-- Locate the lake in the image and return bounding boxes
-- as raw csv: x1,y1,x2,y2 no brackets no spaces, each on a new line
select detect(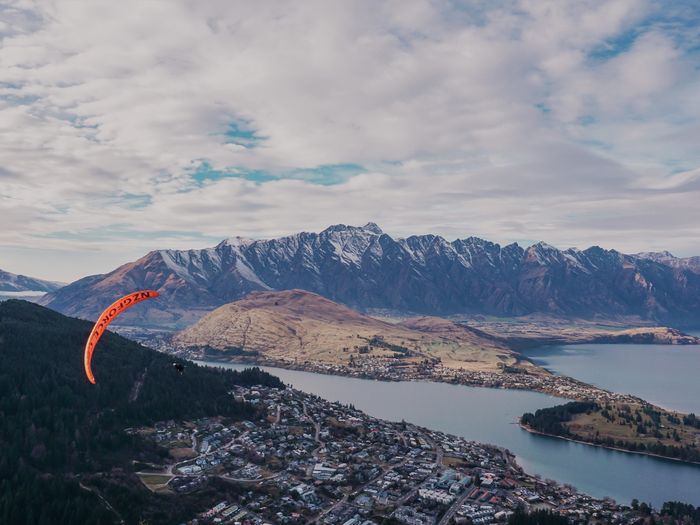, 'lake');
199,359,700,507
521,340,700,414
